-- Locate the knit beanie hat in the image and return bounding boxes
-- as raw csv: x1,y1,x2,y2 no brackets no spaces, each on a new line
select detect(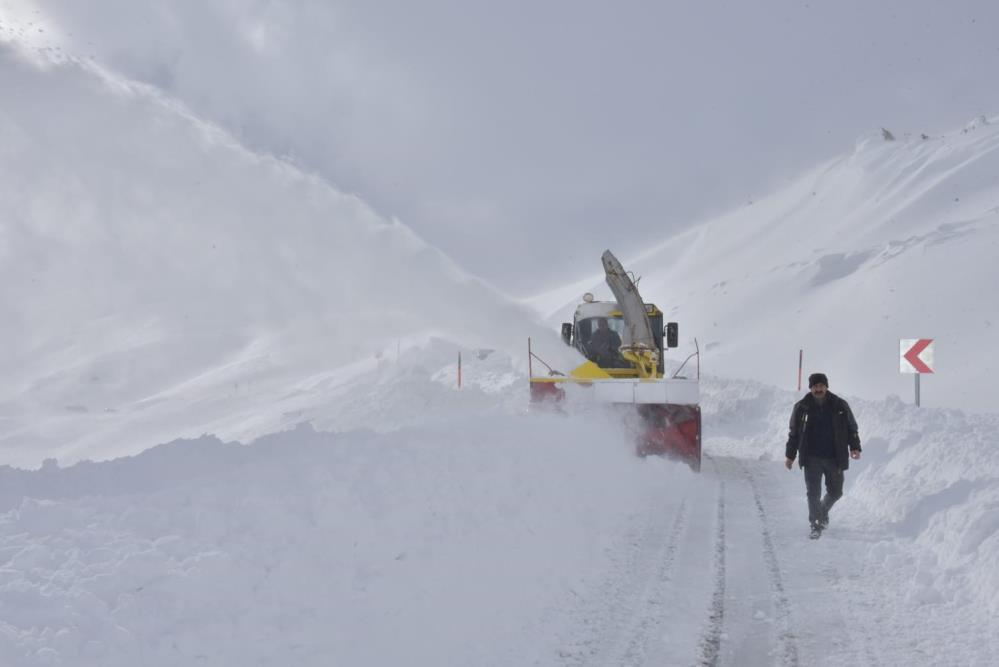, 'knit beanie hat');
808,373,829,388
